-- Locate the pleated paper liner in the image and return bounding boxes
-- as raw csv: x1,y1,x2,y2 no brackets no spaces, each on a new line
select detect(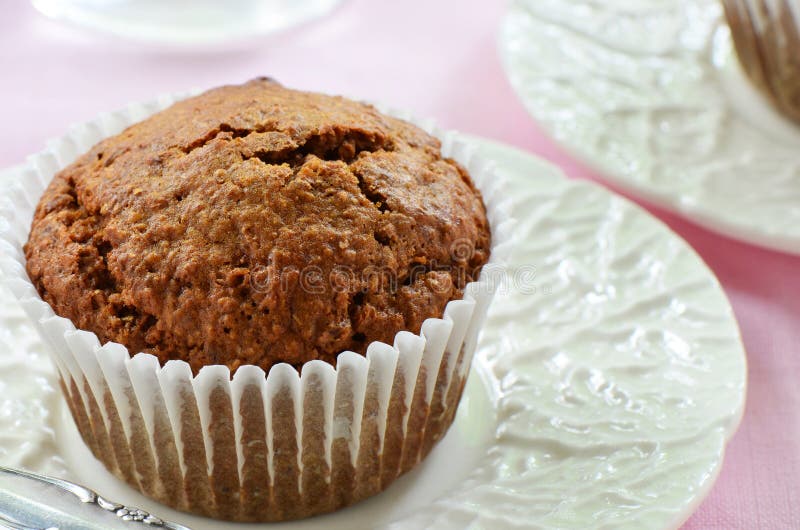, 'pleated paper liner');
0,93,515,522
